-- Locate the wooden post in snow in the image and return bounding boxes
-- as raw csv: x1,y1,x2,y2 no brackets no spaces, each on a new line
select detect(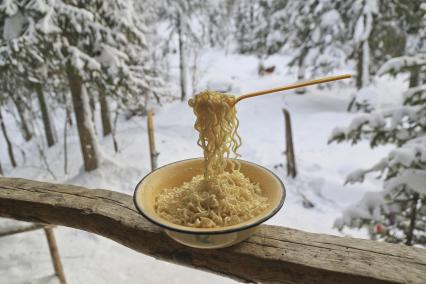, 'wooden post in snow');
283,108,297,178
44,227,67,284
147,110,159,171
0,223,67,284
